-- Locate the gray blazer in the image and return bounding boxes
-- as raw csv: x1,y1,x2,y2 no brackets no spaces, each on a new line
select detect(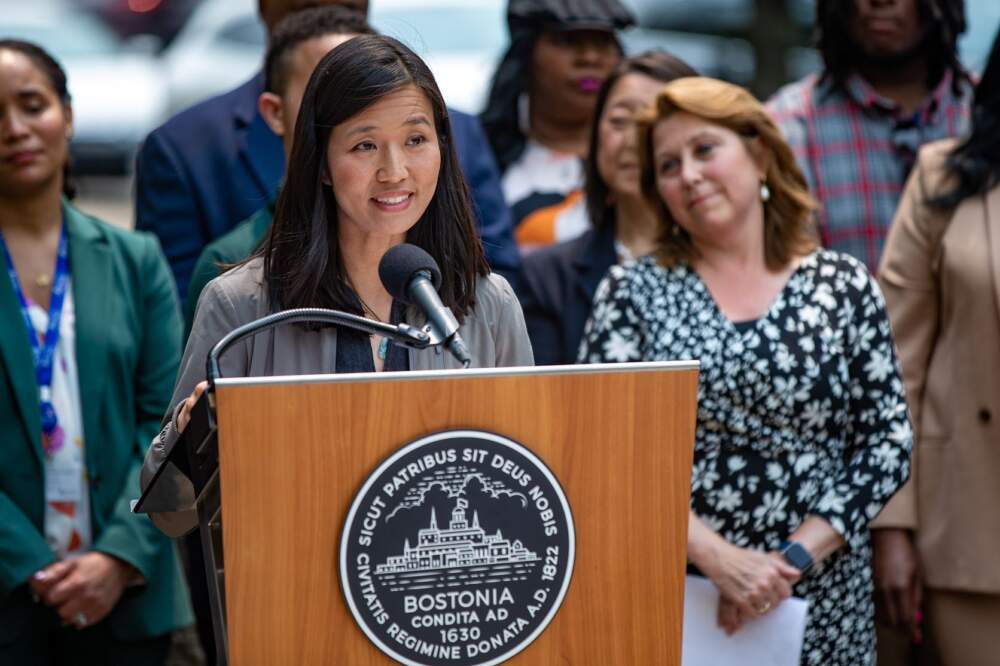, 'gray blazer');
141,259,533,534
